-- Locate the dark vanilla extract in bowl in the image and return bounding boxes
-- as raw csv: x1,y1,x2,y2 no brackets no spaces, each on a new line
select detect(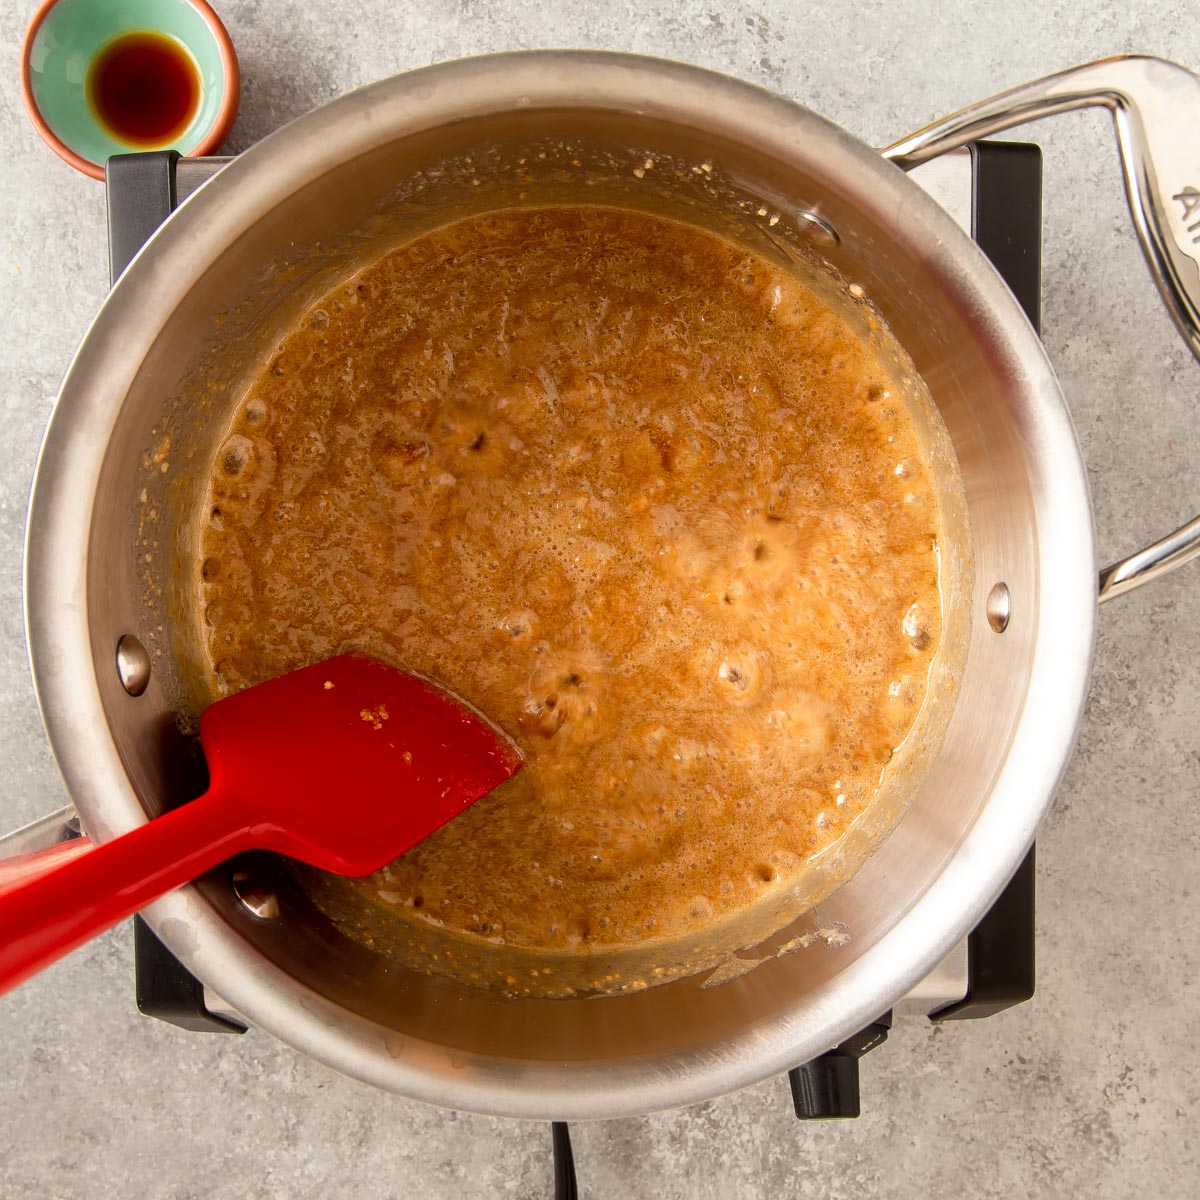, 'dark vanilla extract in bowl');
89,32,200,148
